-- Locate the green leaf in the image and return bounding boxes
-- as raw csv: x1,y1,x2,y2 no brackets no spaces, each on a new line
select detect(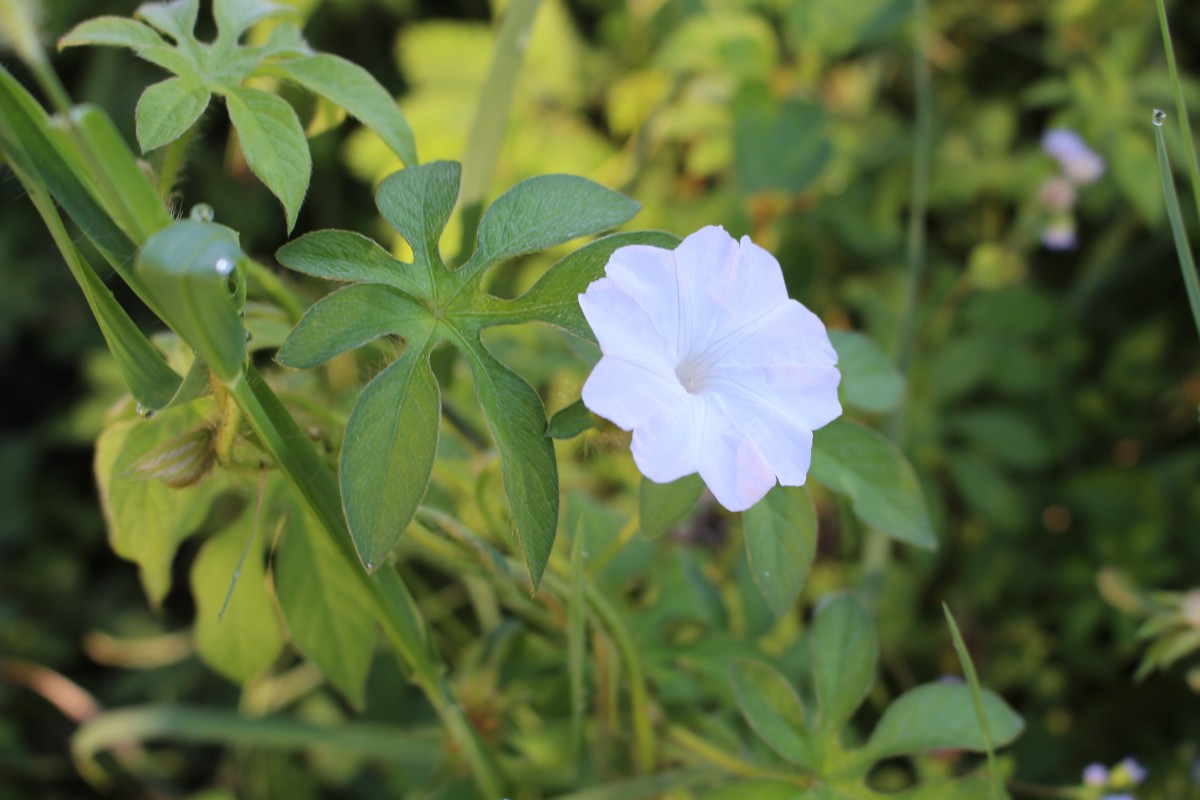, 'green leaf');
810,419,935,550
730,659,813,769
276,284,429,370
59,16,166,51
828,330,904,414
136,0,199,45
275,498,377,709
375,161,459,275
273,54,418,168
461,174,640,286
276,230,429,299
812,595,876,736
705,780,809,800
191,502,286,684
135,76,210,152
341,340,440,569
224,86,311,232
508,230,681,340
734,86,832,194
547,399,600,440
639,473,705,539
95,403,223,604
861,683,1024,761
743,485,817,617
135,220,246,382
459,338,558,588
213,0,291,45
